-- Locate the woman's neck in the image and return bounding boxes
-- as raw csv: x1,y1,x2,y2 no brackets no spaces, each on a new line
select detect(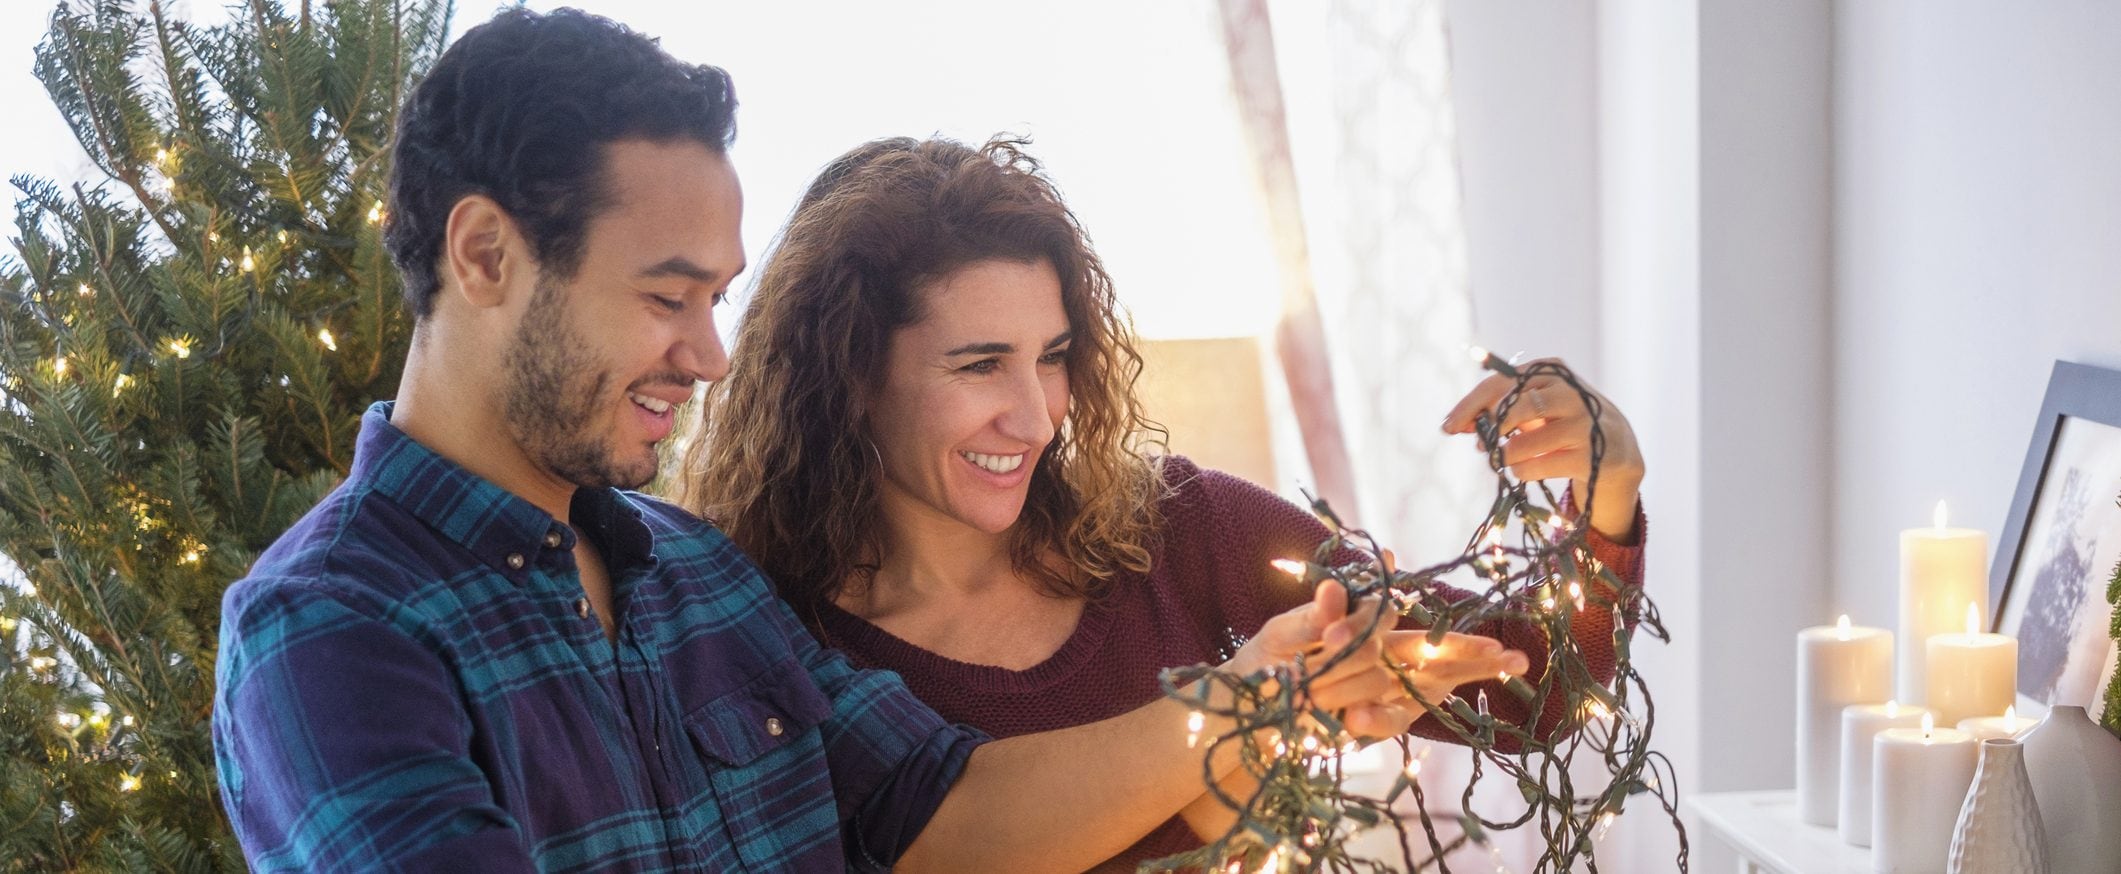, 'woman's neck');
844,491,1024,617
